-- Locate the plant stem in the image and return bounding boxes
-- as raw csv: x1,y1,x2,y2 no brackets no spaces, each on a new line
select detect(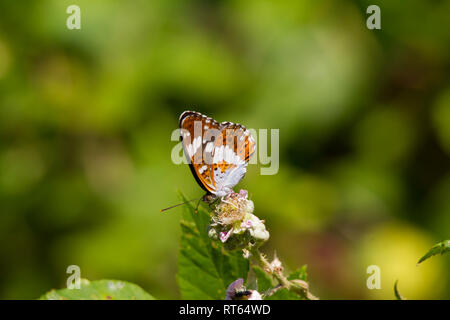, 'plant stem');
252,248,319,300
252,248,291,288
